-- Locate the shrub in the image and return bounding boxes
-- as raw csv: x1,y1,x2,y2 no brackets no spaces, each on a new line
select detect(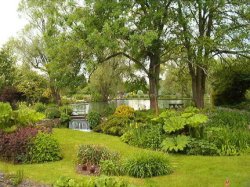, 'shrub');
45,107,61,119
59,105,73,116
100,115,131,136
100,159,123,176
87,111,101,129
121,123,163,150
0,102,12,129
27,132,62,163
186,139,219,155
60,113,71,127
33,102,47,113
54,176,129,187
15,104,45,126
114,105,135,118
0,127,38,163
123,153,172,178
77,145,119,165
